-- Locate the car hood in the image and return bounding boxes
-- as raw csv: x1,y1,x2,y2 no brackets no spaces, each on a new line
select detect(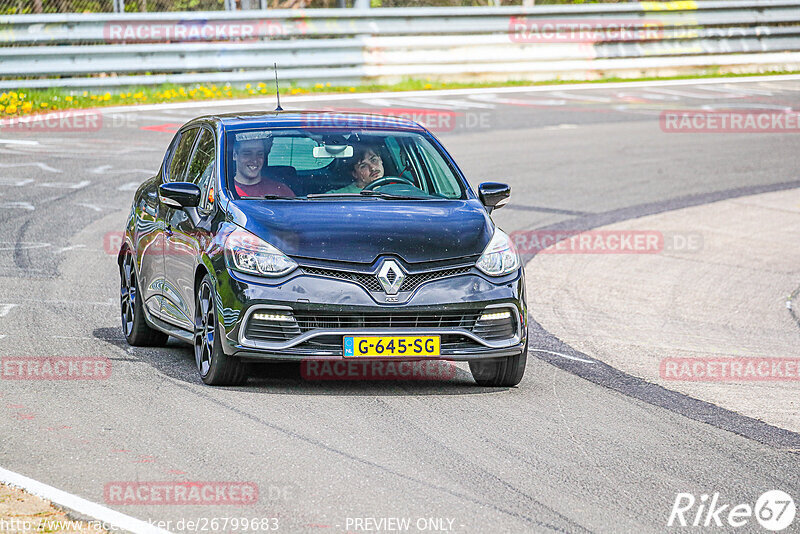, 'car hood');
227,199,493,264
